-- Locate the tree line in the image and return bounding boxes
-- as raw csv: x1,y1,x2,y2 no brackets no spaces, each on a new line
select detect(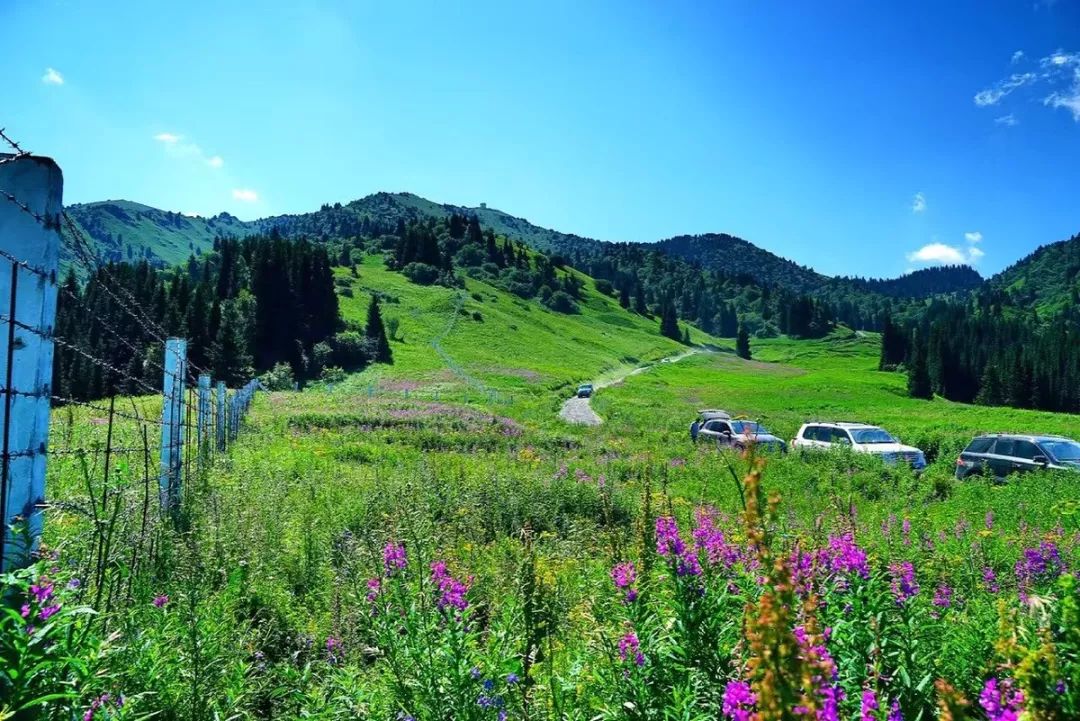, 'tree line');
53,233,391,401
881,299,1080,414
